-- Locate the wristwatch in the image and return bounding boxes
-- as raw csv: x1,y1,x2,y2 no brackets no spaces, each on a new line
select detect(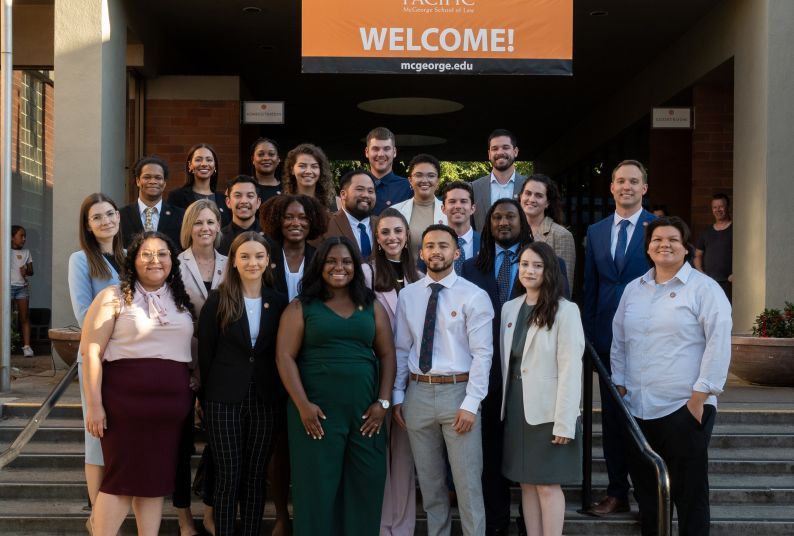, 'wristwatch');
378,398,391,410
